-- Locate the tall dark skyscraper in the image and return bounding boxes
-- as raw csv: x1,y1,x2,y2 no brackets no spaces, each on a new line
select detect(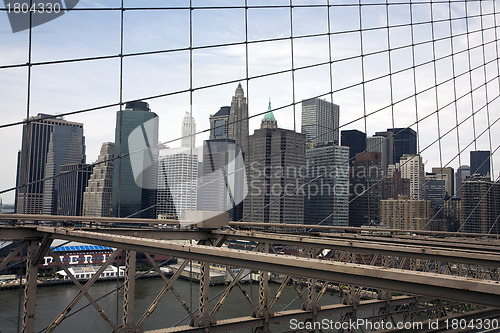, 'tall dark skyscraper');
112,101,159,218
375,128,417,168
209,106,230,140
244,106,306,223
349,151,382,227
305,143,349,226
58,163,93,216
43,125,86,215
470,150,491,177
341,129,366,165
16,114,85,215
228,83,249,155
425,173,446,211
461,175,500,234
301,98,340,145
